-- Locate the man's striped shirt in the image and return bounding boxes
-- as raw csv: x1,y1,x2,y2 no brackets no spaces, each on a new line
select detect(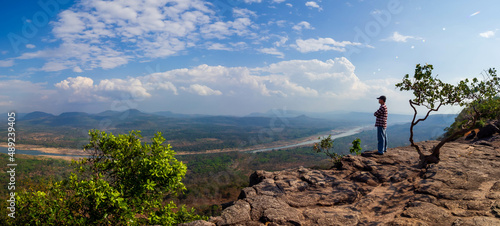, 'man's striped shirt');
374,104,388,128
